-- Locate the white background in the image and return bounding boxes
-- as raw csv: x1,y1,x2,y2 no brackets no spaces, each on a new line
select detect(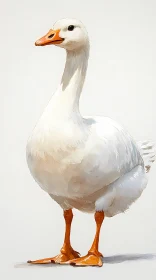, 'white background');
1,0,156,279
